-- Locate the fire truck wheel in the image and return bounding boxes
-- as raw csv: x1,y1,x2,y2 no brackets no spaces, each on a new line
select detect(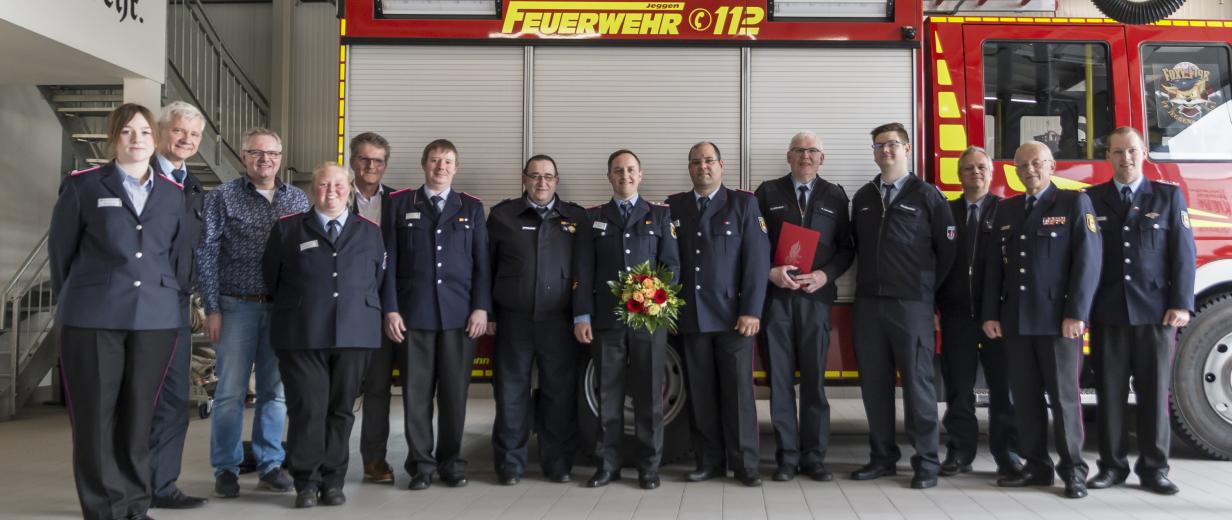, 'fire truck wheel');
1170,293,1232,460
1092,0,1187,25
576,337,692,467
